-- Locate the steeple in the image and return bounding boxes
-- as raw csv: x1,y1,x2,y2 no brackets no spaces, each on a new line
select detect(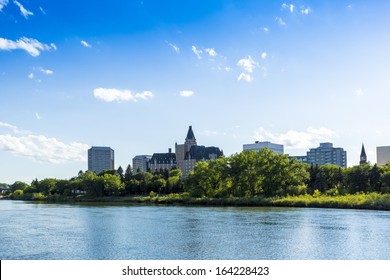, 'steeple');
186,125,196,141
360,143,367,165
184,125,197,152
